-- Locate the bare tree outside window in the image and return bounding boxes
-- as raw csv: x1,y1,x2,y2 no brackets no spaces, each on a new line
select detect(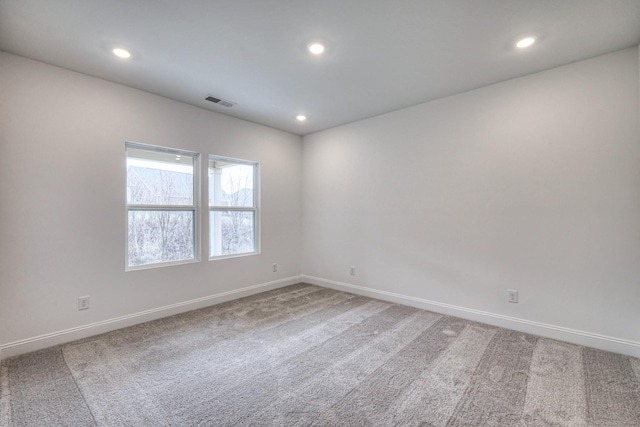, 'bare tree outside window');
126,144,199,268
209,157,258,258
